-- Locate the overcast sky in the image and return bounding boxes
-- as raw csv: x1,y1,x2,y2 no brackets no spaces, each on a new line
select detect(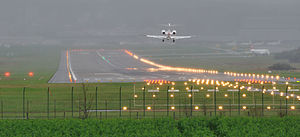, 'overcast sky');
0,0,300,40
